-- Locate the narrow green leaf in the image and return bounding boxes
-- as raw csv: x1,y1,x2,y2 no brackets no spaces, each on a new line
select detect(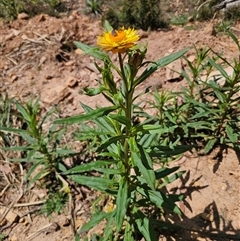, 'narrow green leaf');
149,145,191,157
134,48,188,87
97,135,127,151
62,160,117,174
108,114,131,129
80,211,111,233
83,86,106,96
81,103,117,133
94,167,121,175
0,127,27,134
2,146,32,151
16,102,31,123
69,175,118,194
187,121,212,130
136,187,182,214
213,89,226,103
139,133,159,148
27,164,50,189
129,138,156,190
104,20,113,32
54,106,118,124
134,124,173,135
204,138,217,154
133,208,157,241
74,233,80,241
26,159,45,182
74,41,109,61
159,171,185,188
226,30,240,51
226,124,238,143
191,109,211,119
8,158,29,162
102,211,115,241
208,58,229,80
20,133,38,145
115,177,128,233
123,222,134,241
155,166,180,179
